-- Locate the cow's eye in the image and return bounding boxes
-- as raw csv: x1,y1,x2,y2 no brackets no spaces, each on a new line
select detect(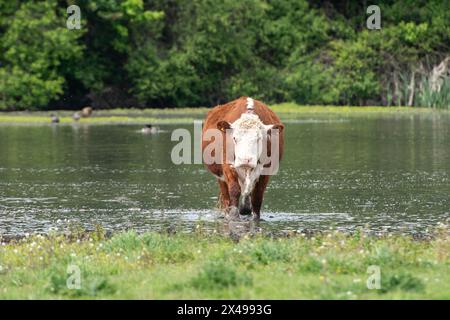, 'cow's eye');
233,137,237,142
